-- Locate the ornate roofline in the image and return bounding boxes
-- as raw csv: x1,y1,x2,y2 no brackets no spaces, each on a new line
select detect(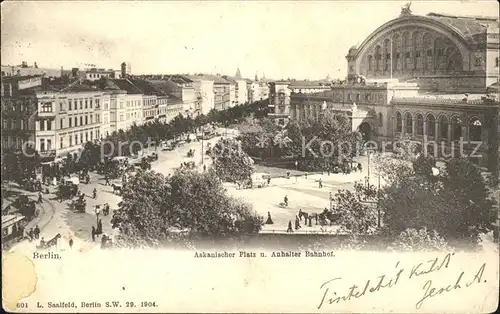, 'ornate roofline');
349,14,475,60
